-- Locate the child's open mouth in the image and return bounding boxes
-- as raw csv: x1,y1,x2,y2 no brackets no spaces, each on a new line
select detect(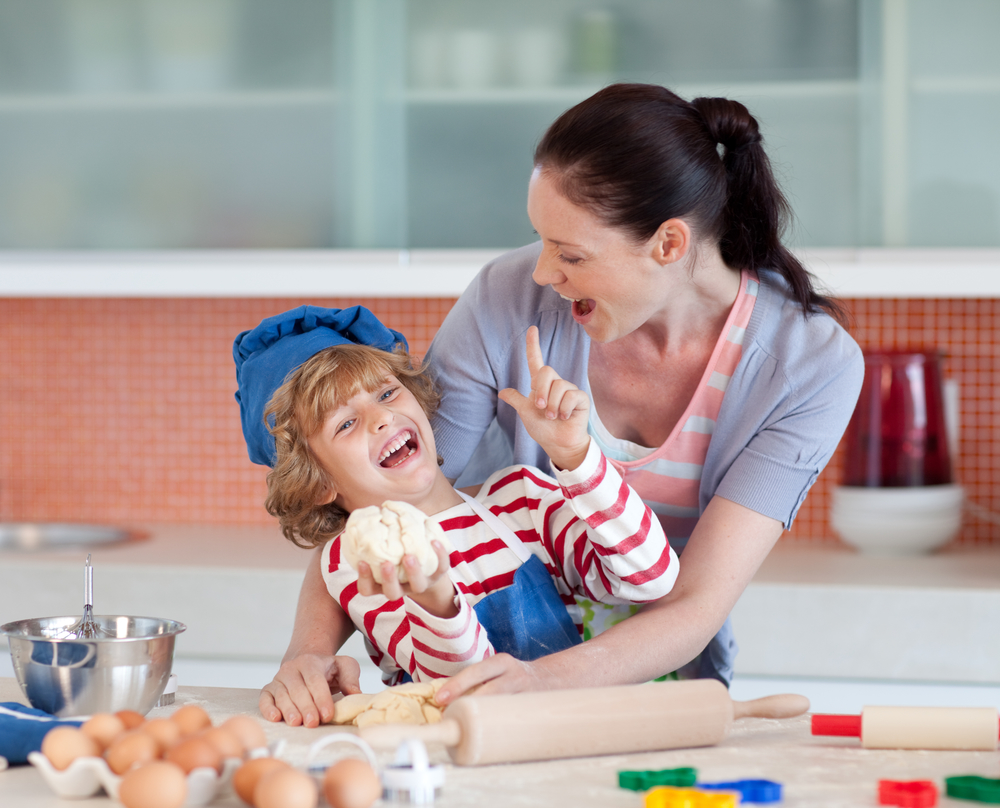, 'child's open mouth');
379,430,418,468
